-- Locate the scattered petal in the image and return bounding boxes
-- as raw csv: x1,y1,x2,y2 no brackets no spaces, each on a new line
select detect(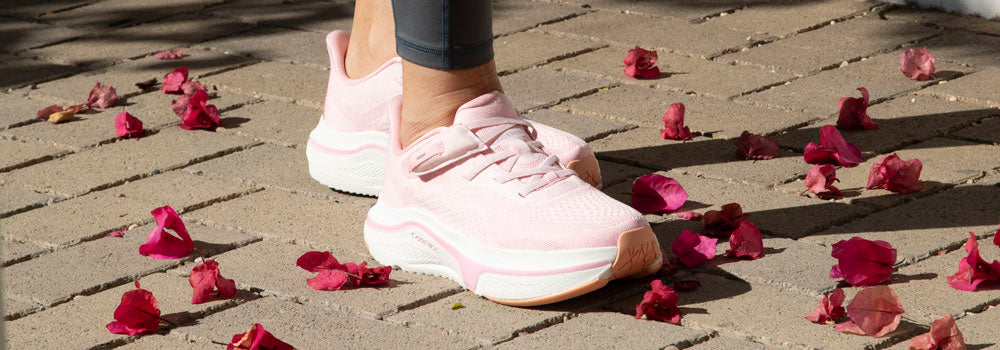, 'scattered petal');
189,259,238,304
837,87,878,130
114,111,144,139
631,174,688,214
671,230,717,268
805,164,841,195
735,131,780,160
635,280,681,324
804,125,863,167
155,49,184,60
171,94,191,117
227,324,294,350
451,302,464,310
702,203,750,236
180,89,221,130
162,67,189,94
675,211,702,221
994,224,1000,248
87,82,118,109
181,80,205,96
139,206,194,259
660,103,692,140
672,280,701,291
106,229,125,238
947,232,1000,292
37,104,84,123
806,288,846,324
829,237,897,286
836,286,904,337
725,221,764,260
36,105,65,120
623,47,661,79
900,47,936,81
656,250,680,278
106,281,161,336
908,314,966,350
865,154,923,194
296,251,392,291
